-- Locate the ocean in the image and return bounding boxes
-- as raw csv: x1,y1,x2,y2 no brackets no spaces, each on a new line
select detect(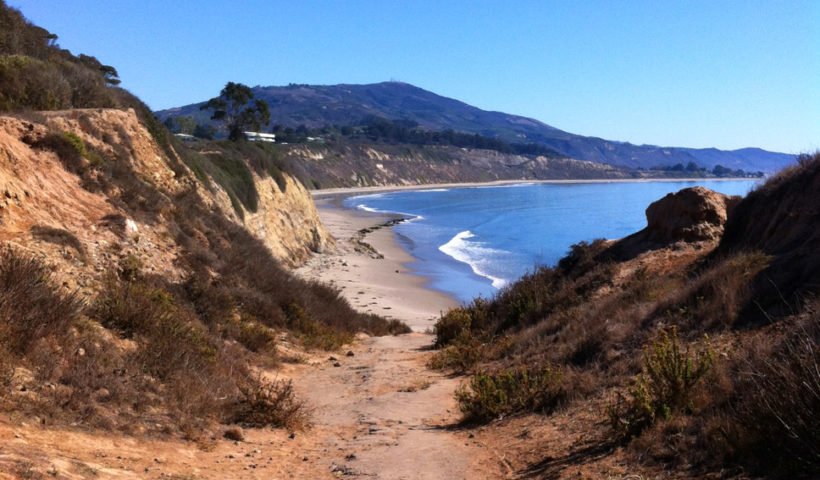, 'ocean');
343,180,759,304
